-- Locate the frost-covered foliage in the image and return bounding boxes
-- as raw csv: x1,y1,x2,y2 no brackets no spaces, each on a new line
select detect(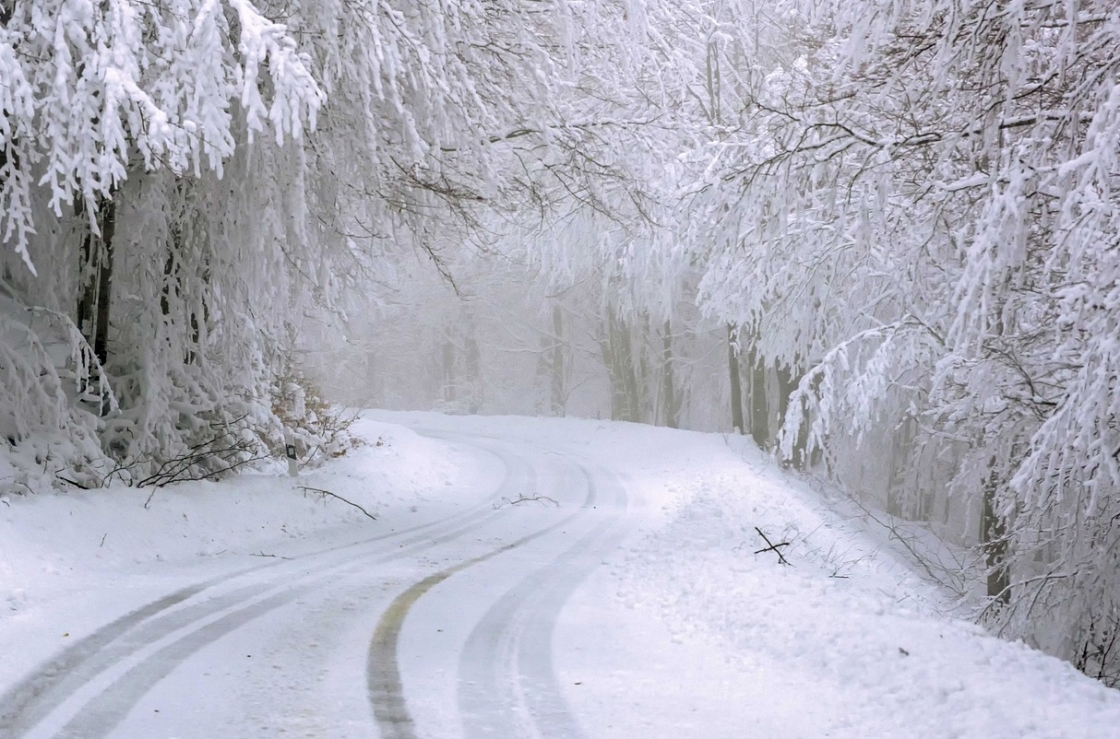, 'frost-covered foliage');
1,0,655,493
1,0,324,490
5,0,1116,687
0,292,110,491
672,0,1120,684
0,0,323,273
